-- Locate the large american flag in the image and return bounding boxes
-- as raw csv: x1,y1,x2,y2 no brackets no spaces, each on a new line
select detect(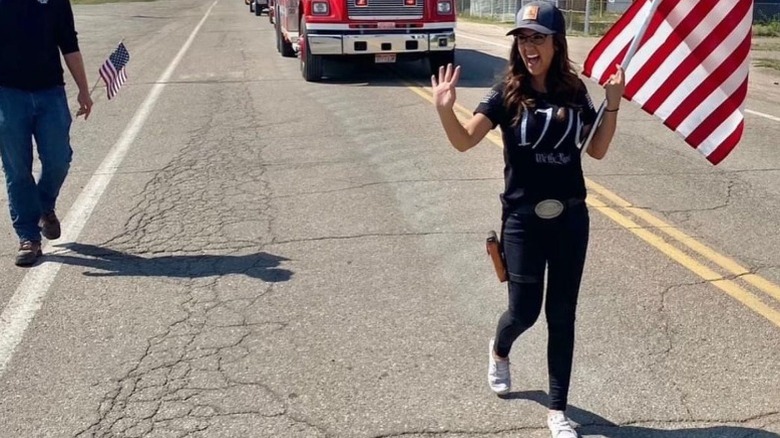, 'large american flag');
99,42,130,100
582,0,753,165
